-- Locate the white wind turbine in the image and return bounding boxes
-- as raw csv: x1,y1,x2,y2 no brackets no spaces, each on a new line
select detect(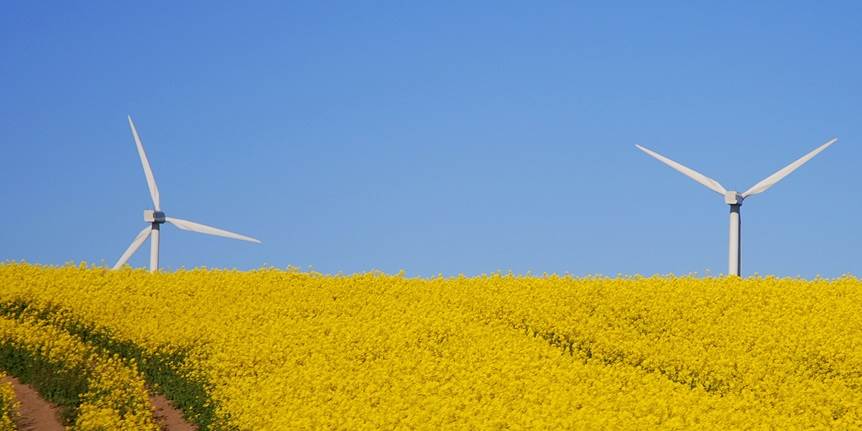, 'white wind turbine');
113,116,261,272
636,138,836,276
